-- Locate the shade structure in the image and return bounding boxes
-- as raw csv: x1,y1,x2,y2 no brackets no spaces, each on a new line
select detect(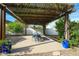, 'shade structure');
4,3,74,25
